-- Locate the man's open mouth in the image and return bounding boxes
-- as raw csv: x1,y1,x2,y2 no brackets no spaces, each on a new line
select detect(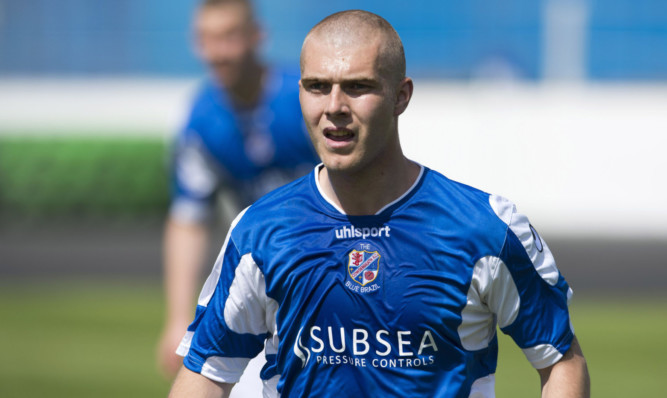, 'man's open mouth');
324,128,355,142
